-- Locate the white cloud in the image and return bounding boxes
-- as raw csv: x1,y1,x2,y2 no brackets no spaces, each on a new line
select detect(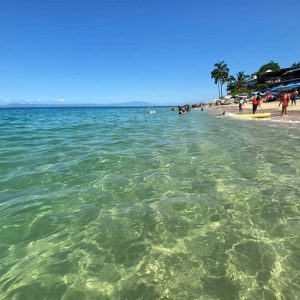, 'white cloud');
56,98,65,102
